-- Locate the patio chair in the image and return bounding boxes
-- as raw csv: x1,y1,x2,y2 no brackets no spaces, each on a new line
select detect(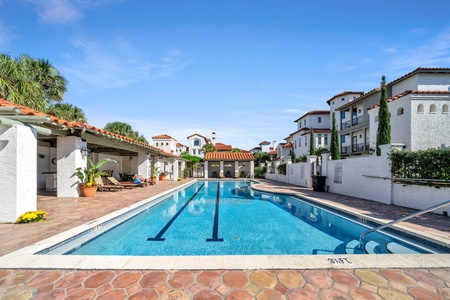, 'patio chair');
225,171,231,178
212,171,218,178
240,171,245,178
94,177,123,192
107,177,138,189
